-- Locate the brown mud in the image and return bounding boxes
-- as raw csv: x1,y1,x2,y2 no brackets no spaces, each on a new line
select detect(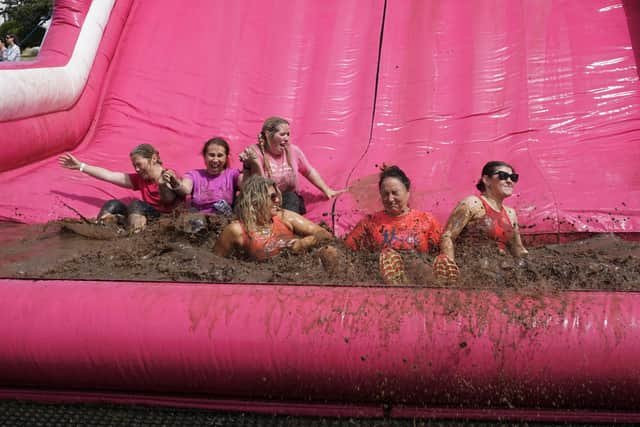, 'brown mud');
1,215,639,291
